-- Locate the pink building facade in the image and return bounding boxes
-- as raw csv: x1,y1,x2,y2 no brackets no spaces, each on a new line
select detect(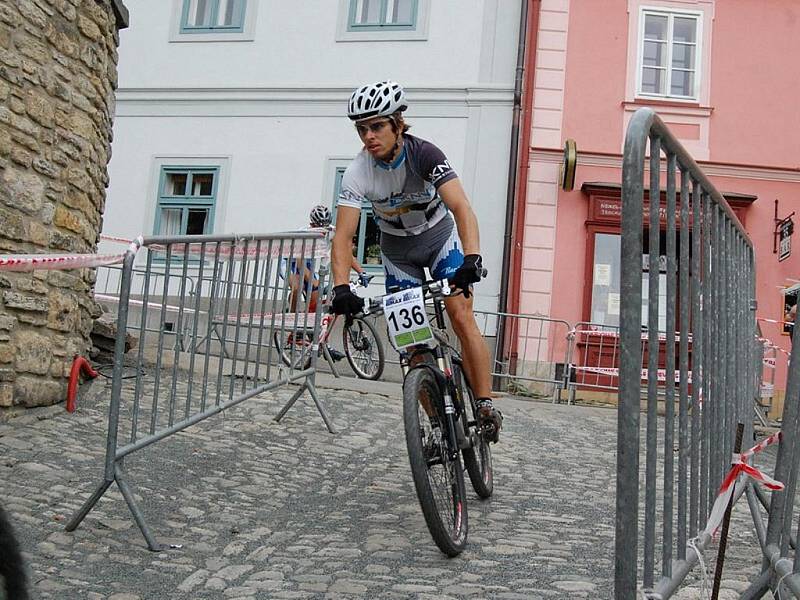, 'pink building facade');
518,0,800,405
